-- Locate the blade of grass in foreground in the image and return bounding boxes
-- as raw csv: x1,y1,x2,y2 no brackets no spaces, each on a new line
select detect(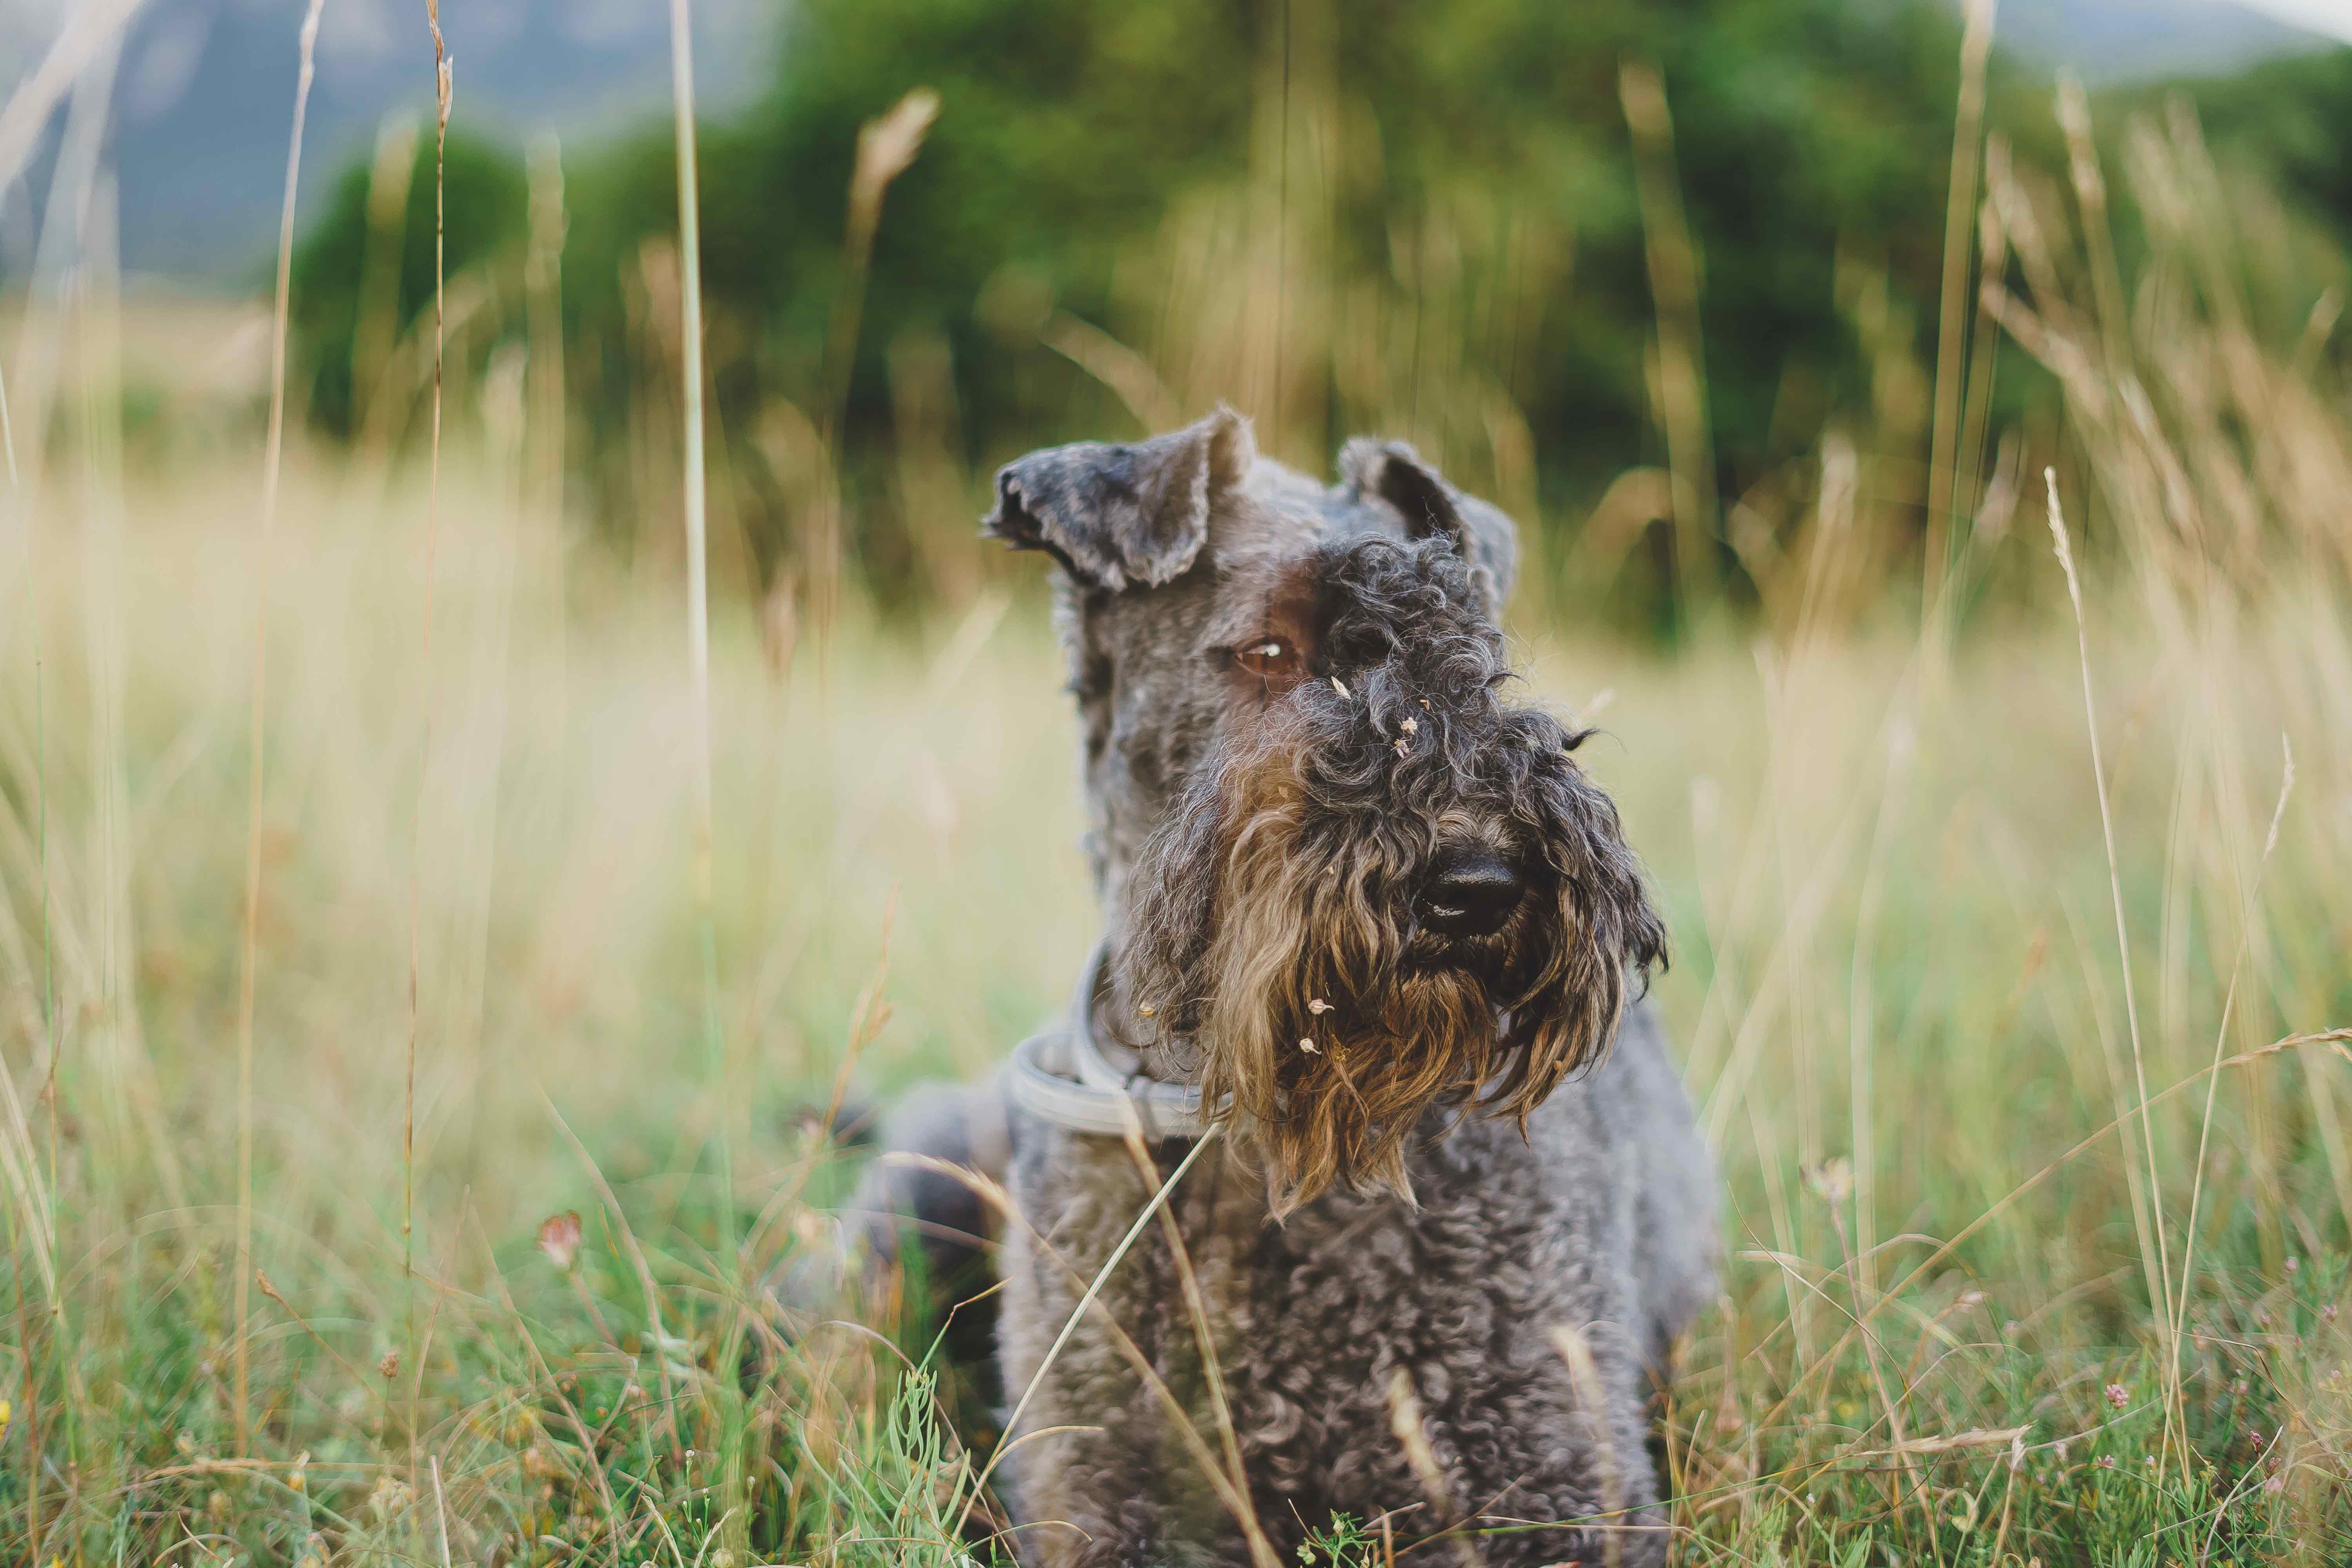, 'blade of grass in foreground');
236,0,324,1459
2043,467,2179,1470
405,0,453,1493
667,0,728,1246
